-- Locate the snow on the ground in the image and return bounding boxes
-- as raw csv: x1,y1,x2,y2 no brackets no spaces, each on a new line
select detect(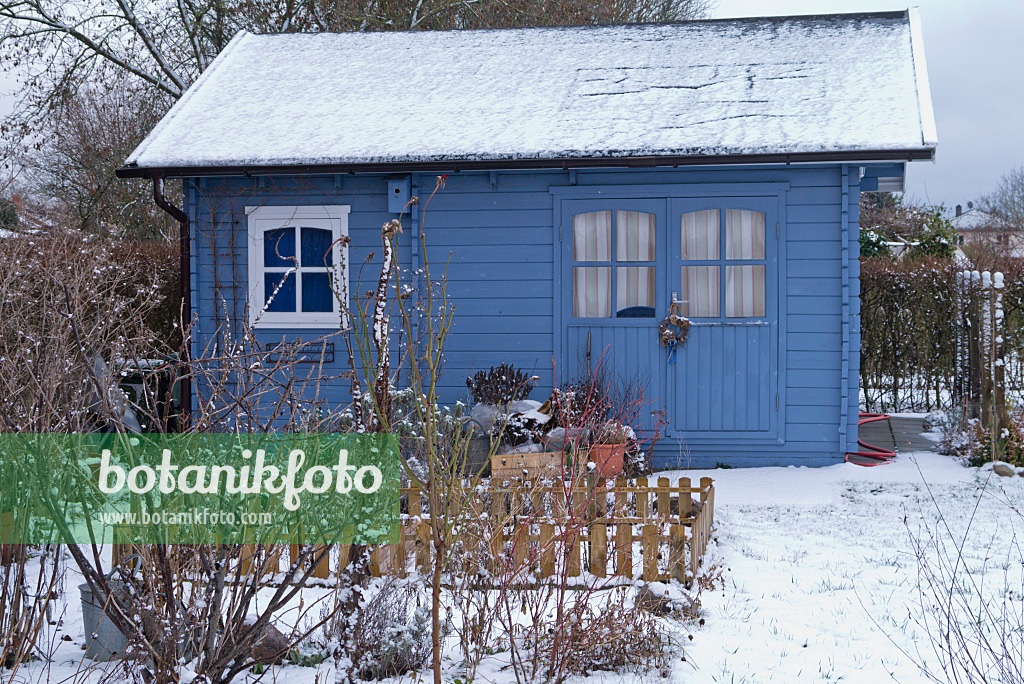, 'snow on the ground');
17,450,1024,683
659,451,1024,683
